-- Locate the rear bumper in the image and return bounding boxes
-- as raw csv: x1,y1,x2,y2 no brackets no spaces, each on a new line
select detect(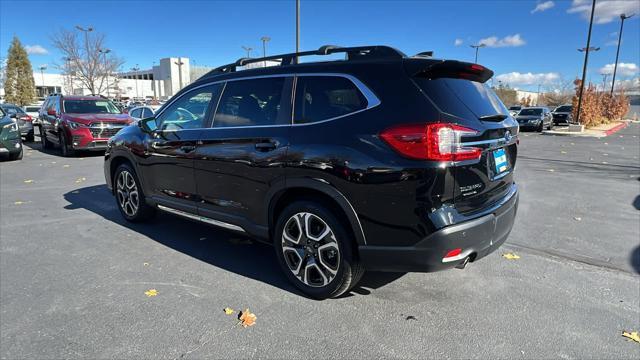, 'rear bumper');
359,184,518,272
